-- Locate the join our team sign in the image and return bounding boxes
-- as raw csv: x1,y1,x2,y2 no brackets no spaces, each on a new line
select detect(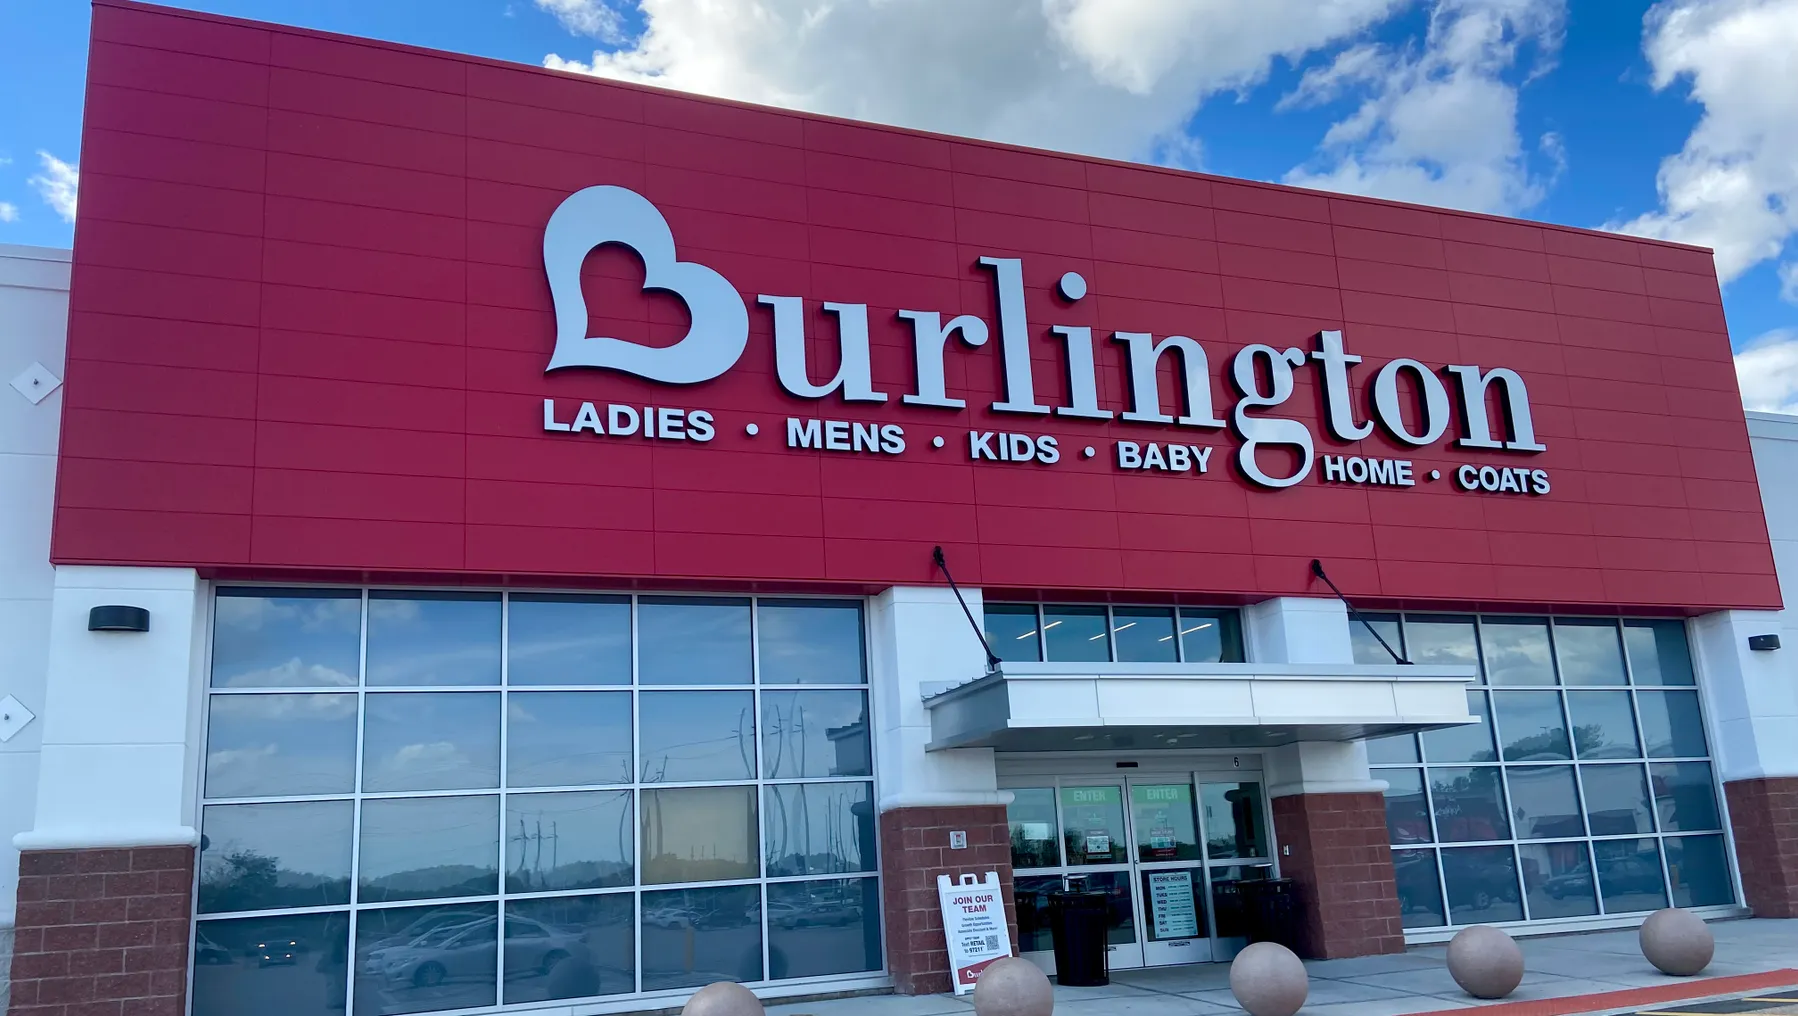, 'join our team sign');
937,872,1015,994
